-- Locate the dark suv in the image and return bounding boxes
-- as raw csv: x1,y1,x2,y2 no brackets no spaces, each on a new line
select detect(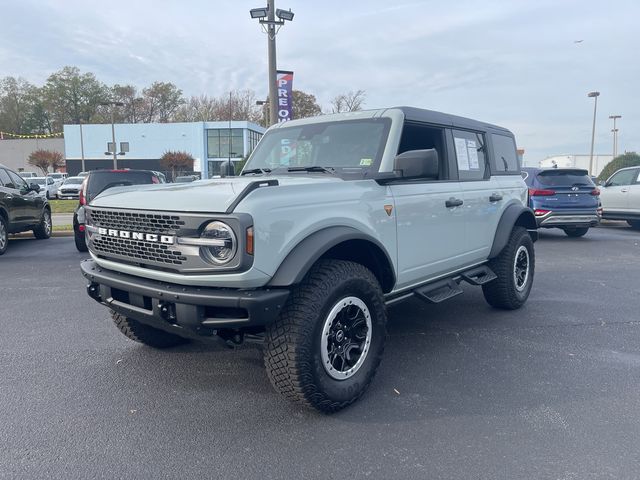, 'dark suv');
0,164,52,255
74,169,163,252
522,167,601,237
